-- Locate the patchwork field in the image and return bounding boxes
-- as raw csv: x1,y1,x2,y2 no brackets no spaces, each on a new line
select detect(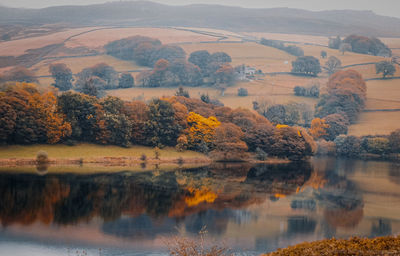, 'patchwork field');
1,25,400,136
